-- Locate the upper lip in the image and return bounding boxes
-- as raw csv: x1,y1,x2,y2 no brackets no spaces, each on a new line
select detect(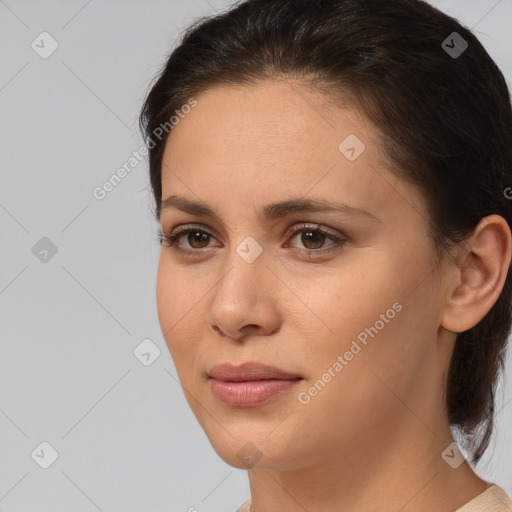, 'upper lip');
208,362,302,382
